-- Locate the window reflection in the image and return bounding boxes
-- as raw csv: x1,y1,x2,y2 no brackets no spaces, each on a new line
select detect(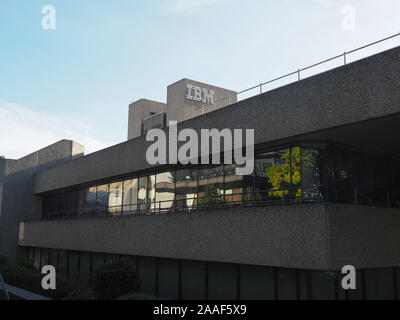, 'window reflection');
225,164,254,204
155,171,175,212
109,182,122,214
41,143,400,218
123,178,138,213
138,176,147,212
96,184,109,214
148,175,156,213
198,166,224,207
175,169,197,211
